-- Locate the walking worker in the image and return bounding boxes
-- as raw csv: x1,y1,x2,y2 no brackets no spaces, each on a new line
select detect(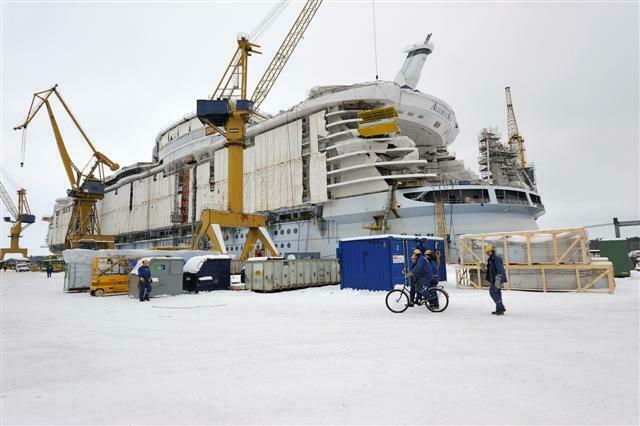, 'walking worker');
45,264,53,278
408,248,433,305
137,259,152,302
485,245,507,315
